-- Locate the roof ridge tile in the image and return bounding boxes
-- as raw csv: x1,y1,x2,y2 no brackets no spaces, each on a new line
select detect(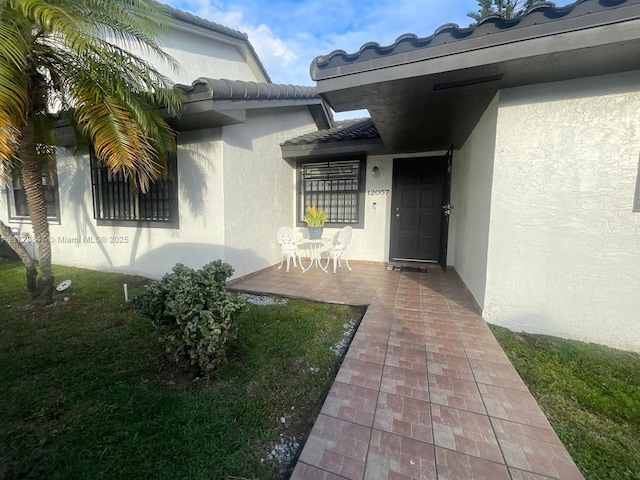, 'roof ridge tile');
282,118,379,146
176,78,318,100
